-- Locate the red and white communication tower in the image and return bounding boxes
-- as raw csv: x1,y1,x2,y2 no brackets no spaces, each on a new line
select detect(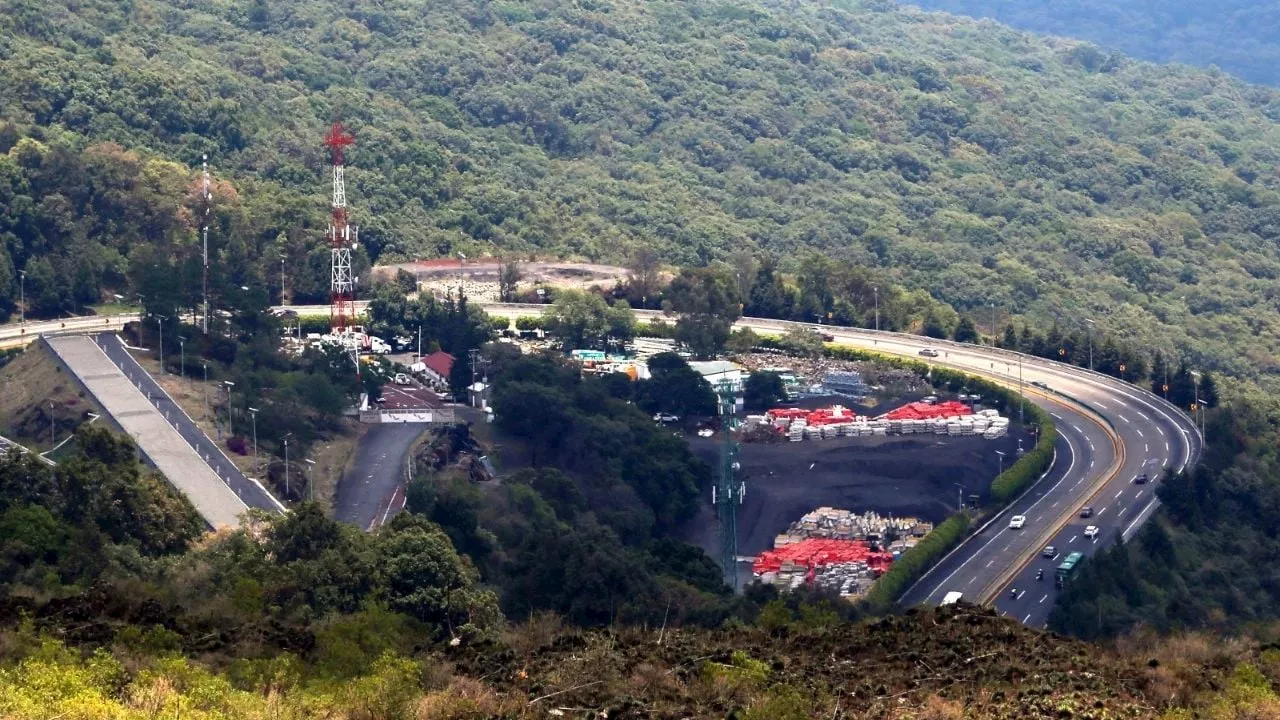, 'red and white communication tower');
323,122,358,334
